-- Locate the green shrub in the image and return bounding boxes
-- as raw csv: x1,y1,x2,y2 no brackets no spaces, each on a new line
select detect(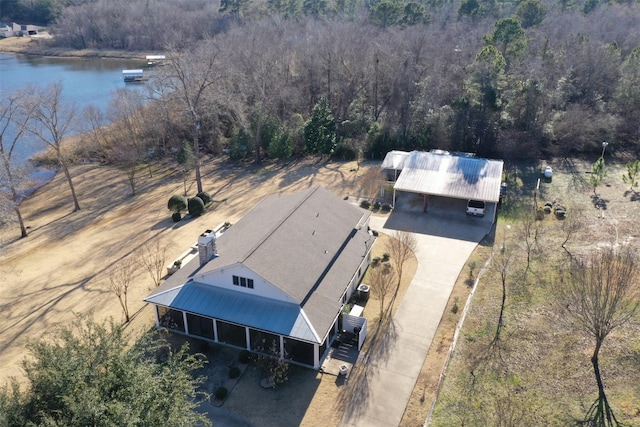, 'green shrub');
228,366,241,379
168,194,187,213
238,350,251,364
381,203,392,212
382,252,390,262
373,201,381,210
360,200,371,209
267,130,294,160
171,212,182,222
196,191,212,206
188,197,205,217
214,386,228,400
228,127,253,160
